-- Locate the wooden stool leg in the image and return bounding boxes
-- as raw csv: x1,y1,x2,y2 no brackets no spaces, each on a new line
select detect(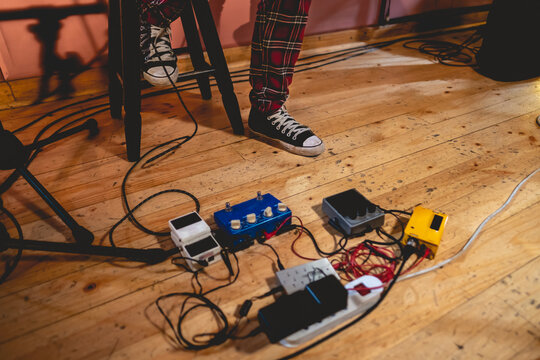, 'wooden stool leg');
108,0,122,119
191,0,244,135
120,0,142,161
181,4,212,100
